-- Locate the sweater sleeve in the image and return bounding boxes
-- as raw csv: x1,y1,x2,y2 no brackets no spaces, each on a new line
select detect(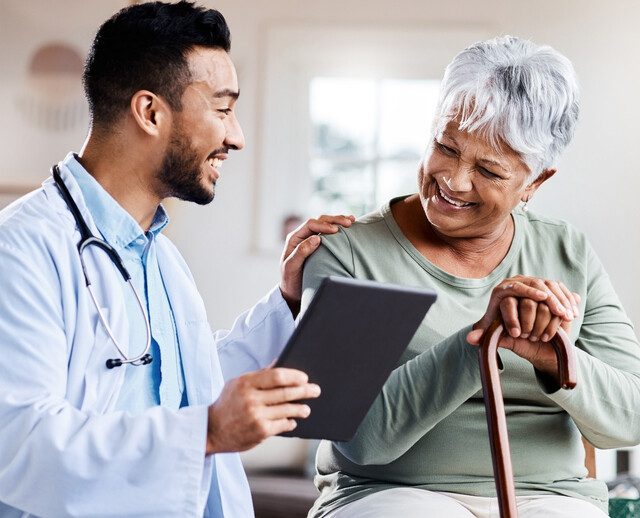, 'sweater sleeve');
542,241,640,448
302,232,483,465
